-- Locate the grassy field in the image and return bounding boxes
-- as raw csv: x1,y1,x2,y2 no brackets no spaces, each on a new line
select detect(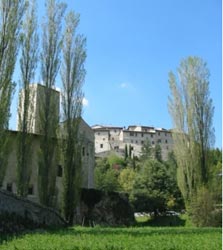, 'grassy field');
0,226,221,250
